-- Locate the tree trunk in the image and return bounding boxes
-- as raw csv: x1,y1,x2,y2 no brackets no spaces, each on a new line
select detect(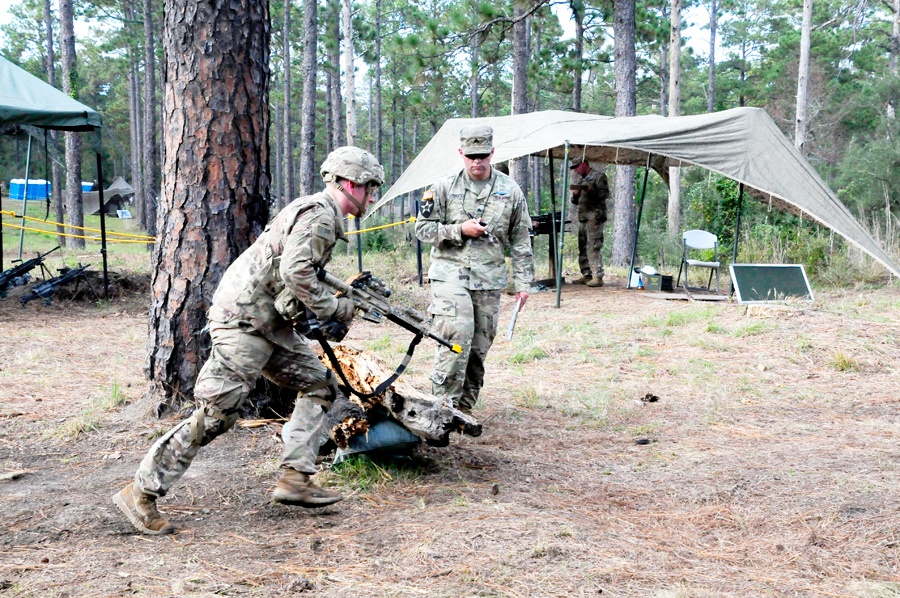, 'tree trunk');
299,0,317,195
126,33,143,232
343,0,357,145
44,0,65,247
375,0,383,163
274,99,283,202
660,41,669,116
667,0,681,238
147,0,271,409
469,31,480,118
610,0,637,267
142,0,158,237
282,0,294,205
707,0,717,113
59,0,84,250
328,0,345,148
572,0,584,112
889,0,899,118
510,1,529,193
794,0,812,154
